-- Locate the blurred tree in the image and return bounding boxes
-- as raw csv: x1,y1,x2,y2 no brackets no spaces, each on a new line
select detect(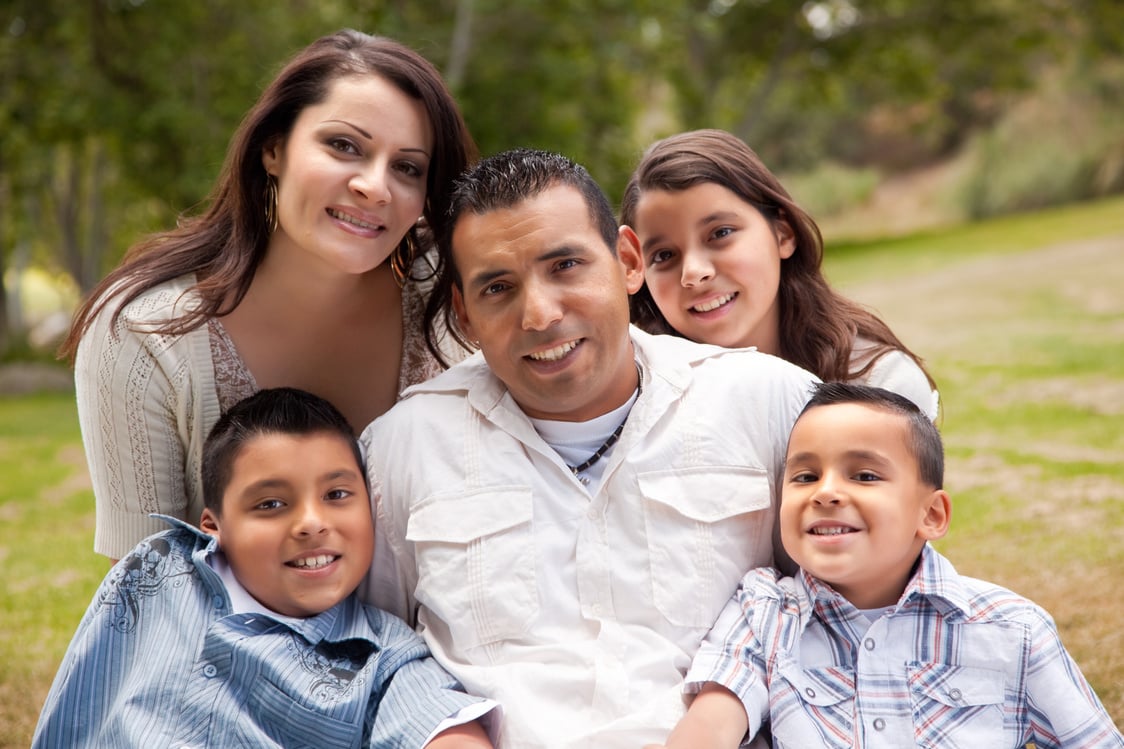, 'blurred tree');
1,0,1120,357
